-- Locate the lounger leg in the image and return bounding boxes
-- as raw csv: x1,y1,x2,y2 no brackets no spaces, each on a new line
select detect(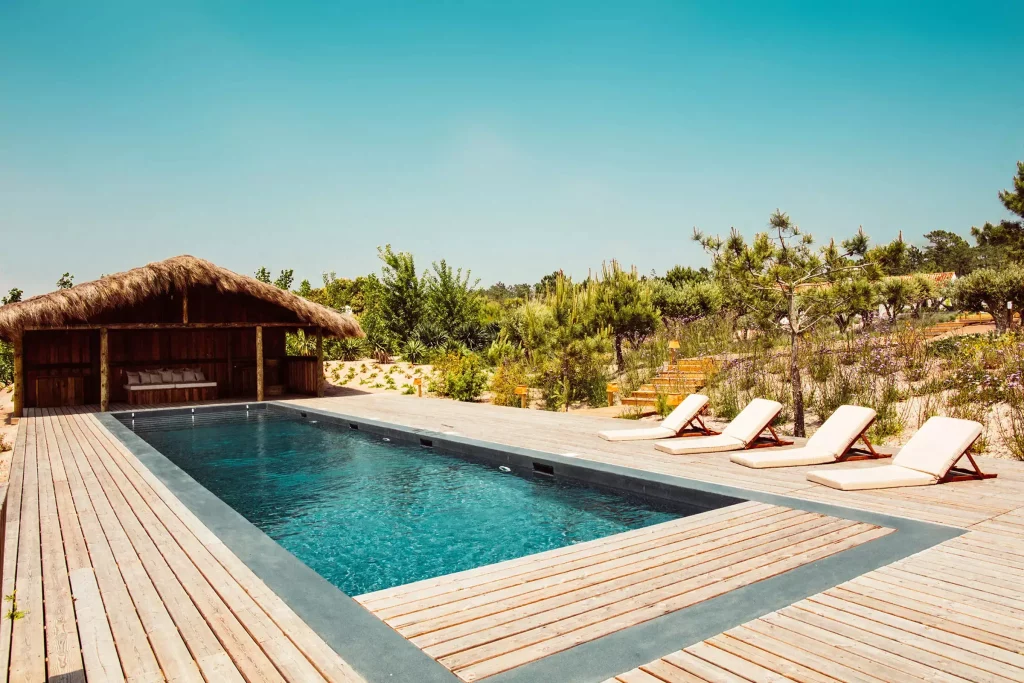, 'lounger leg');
692,413,712,436
859,434,882,457
941,449,998,483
